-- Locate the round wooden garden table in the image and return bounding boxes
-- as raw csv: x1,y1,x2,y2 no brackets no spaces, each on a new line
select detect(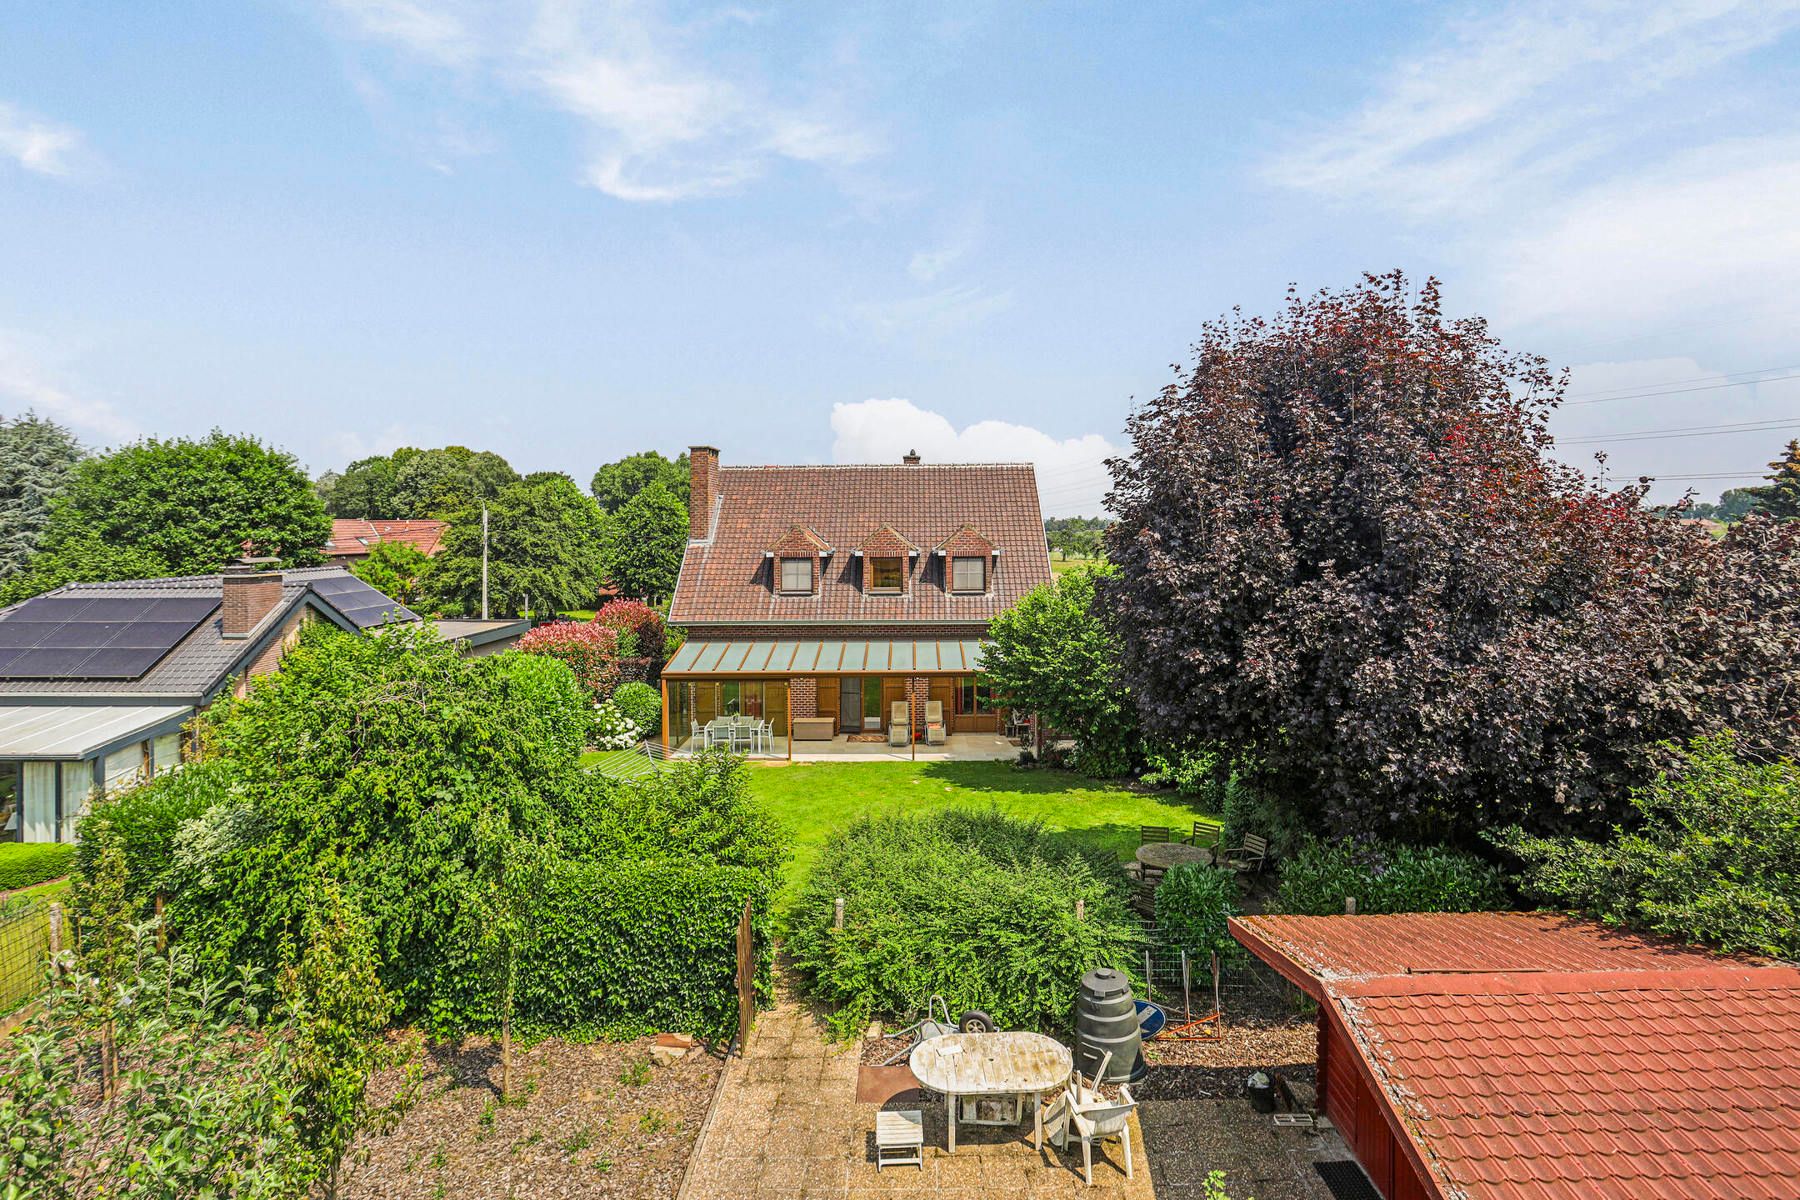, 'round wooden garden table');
1136,841,1214,871
909,1031,1072,1153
